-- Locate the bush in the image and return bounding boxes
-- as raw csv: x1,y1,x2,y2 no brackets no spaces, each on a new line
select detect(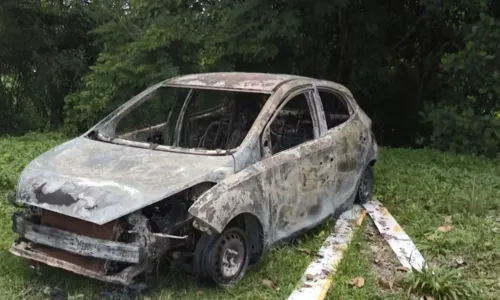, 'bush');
422,103,500,158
